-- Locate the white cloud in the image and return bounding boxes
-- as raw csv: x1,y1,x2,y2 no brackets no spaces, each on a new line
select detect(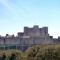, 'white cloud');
0,0,29,21
0,0,14,11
